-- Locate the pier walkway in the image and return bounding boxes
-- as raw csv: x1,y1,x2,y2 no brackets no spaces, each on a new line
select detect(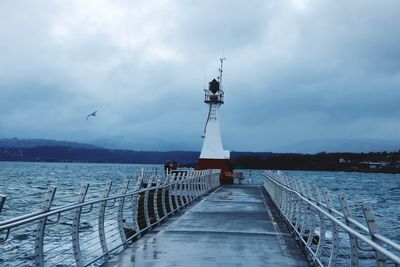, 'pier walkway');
103,185,309,267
